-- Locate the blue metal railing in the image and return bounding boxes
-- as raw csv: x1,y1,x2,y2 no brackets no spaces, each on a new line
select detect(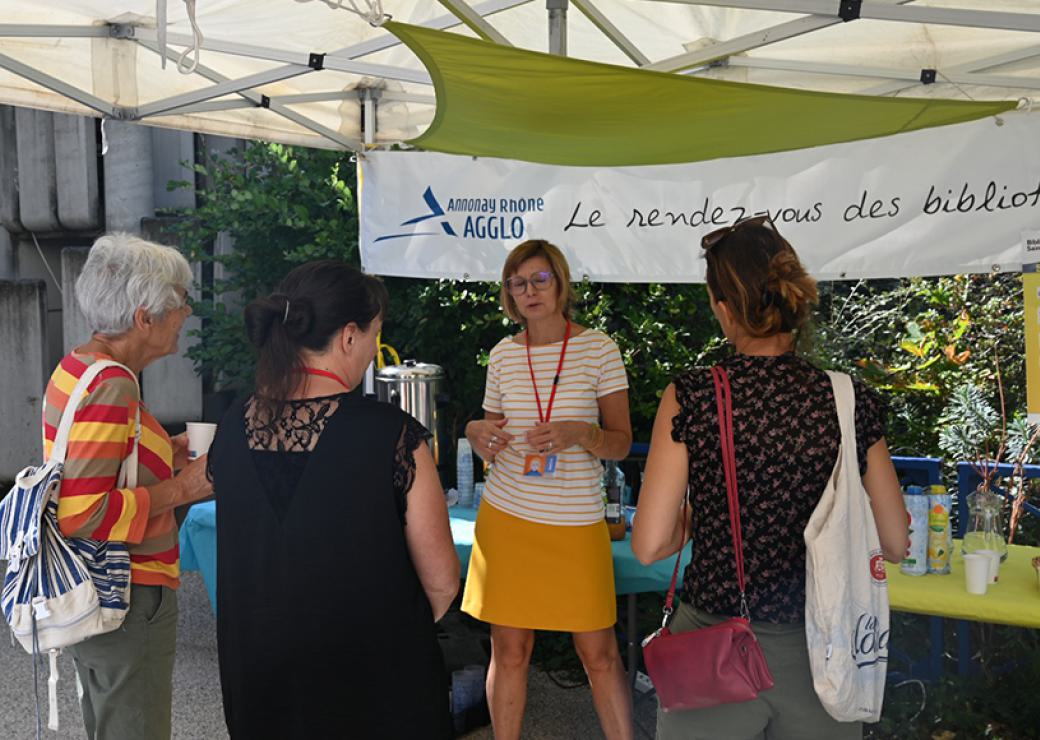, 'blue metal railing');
955,461,1040,537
